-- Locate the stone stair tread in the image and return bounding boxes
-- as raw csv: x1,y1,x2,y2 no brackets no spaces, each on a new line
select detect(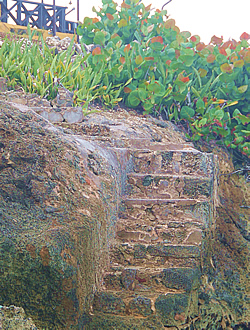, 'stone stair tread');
98,288,184,297
84,136,196,150
123,197,199,203
110,144,198,151
127,173,212,179
111,242,201,248
115,219,203,245
109,243,201,269
102,266,201,296
125,173,212,200
107,265,195,271
119,198,211,228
